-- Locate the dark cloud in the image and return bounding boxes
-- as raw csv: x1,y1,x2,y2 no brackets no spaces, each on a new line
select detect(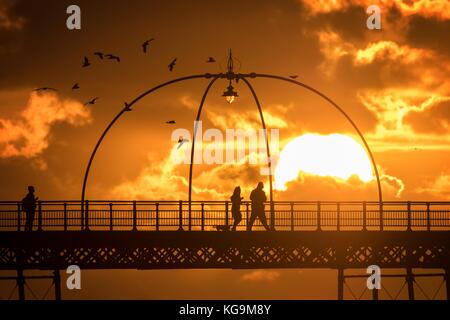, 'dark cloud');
406,15,450,56
405,99,450,134
305,6,368,42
